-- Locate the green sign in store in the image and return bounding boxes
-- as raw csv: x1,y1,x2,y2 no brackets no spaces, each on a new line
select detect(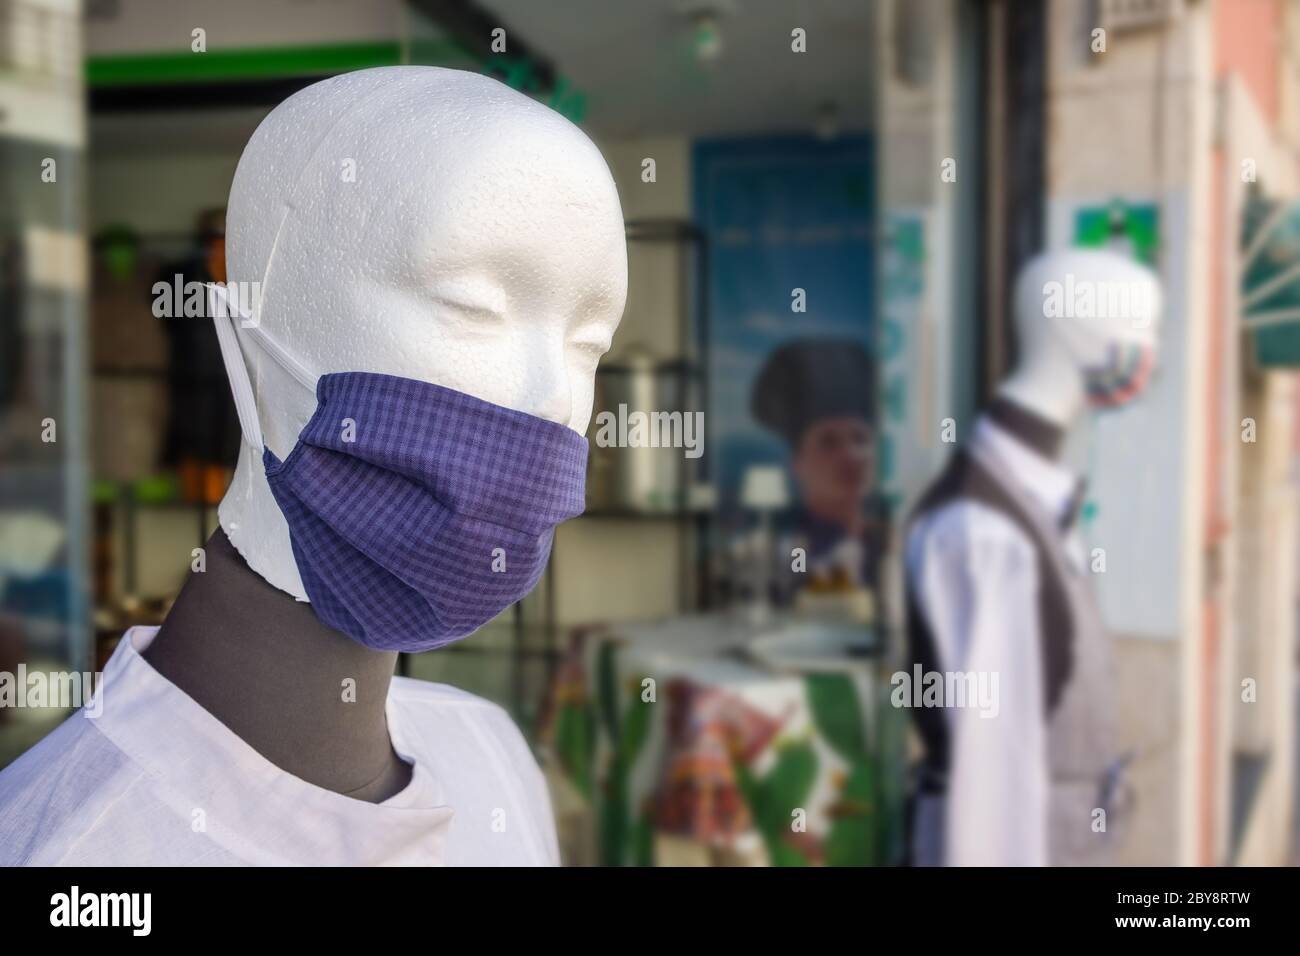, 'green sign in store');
1073,199,1160,267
